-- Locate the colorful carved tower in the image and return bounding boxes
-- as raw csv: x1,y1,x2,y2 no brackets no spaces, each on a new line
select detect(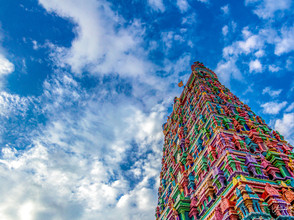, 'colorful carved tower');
156,62,294,220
